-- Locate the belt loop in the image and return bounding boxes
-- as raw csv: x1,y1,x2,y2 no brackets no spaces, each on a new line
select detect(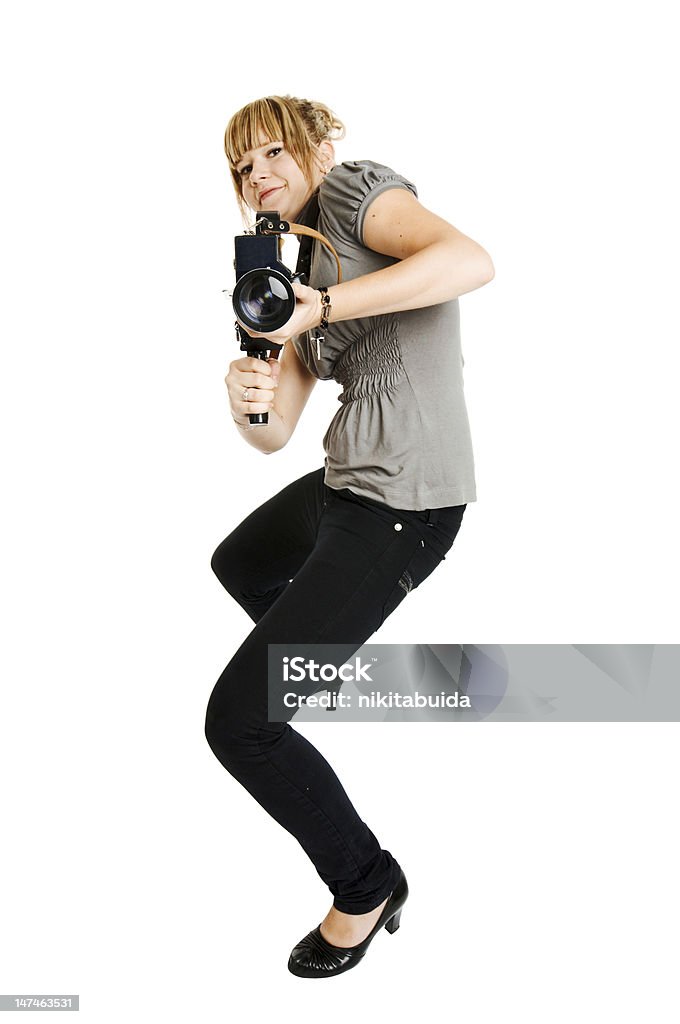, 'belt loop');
427,508,440,527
